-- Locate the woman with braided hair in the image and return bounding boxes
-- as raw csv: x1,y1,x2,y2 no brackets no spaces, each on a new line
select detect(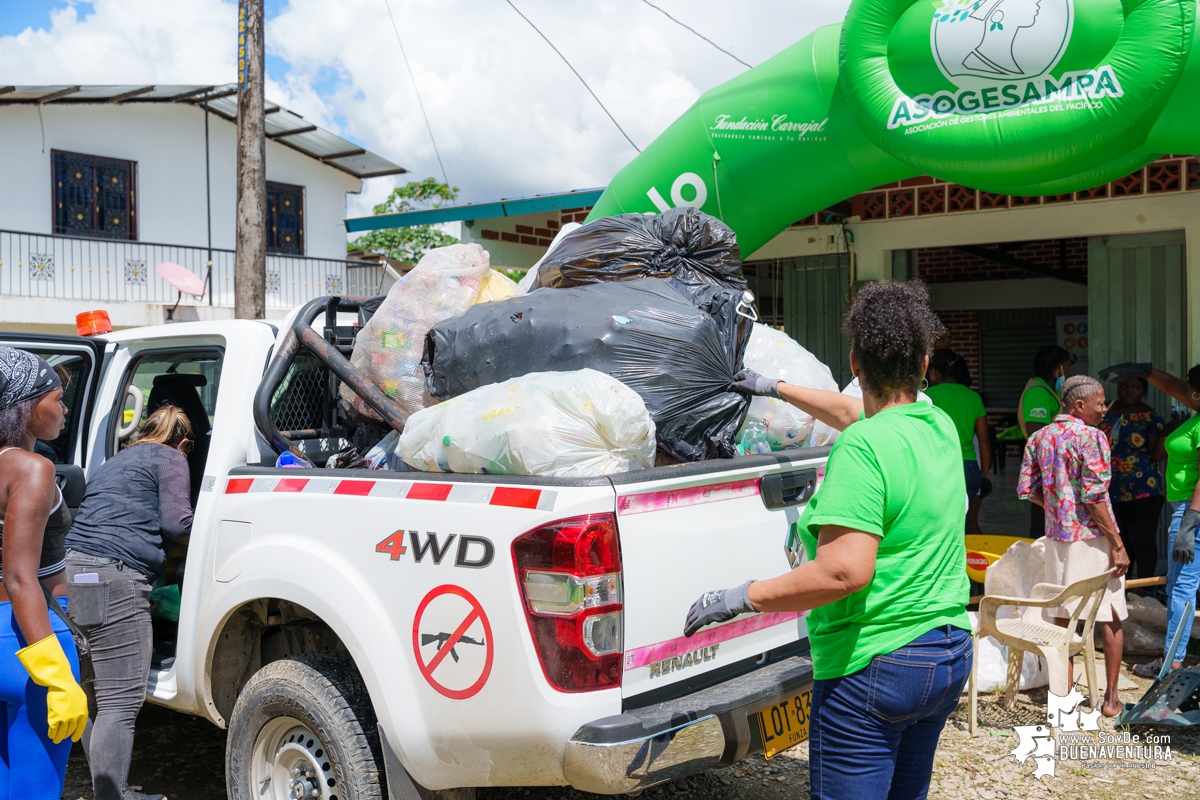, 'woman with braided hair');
683,281,971,799
1018,375,1128,716
0,346,88,799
